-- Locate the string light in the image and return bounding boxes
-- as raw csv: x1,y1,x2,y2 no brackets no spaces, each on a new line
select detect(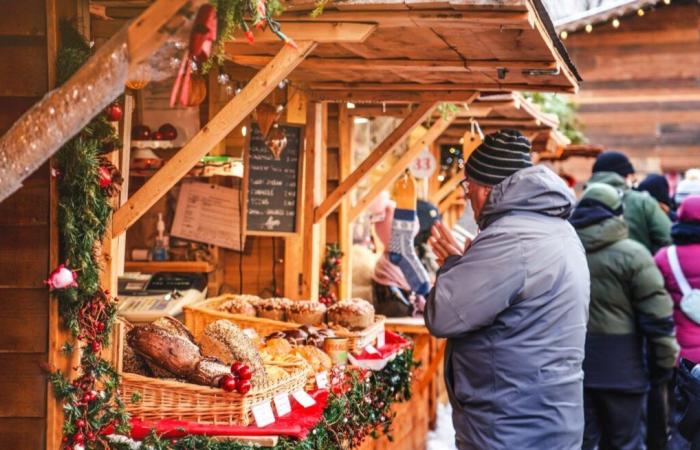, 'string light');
241,126,247,137
560,31,568,40
585,23,593,33
637,8,645,16
663,0,670,4
612,18,620,28
346,102,356,109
